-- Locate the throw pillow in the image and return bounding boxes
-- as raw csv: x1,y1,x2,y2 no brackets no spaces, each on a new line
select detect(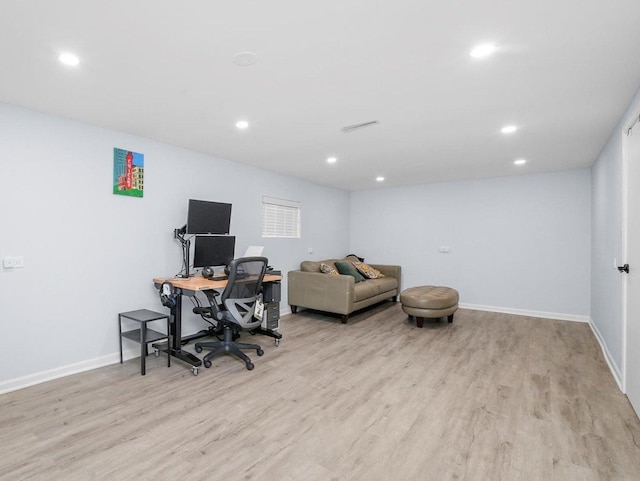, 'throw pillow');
320,262,339,275
352,261,385,279
334,261,366,282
